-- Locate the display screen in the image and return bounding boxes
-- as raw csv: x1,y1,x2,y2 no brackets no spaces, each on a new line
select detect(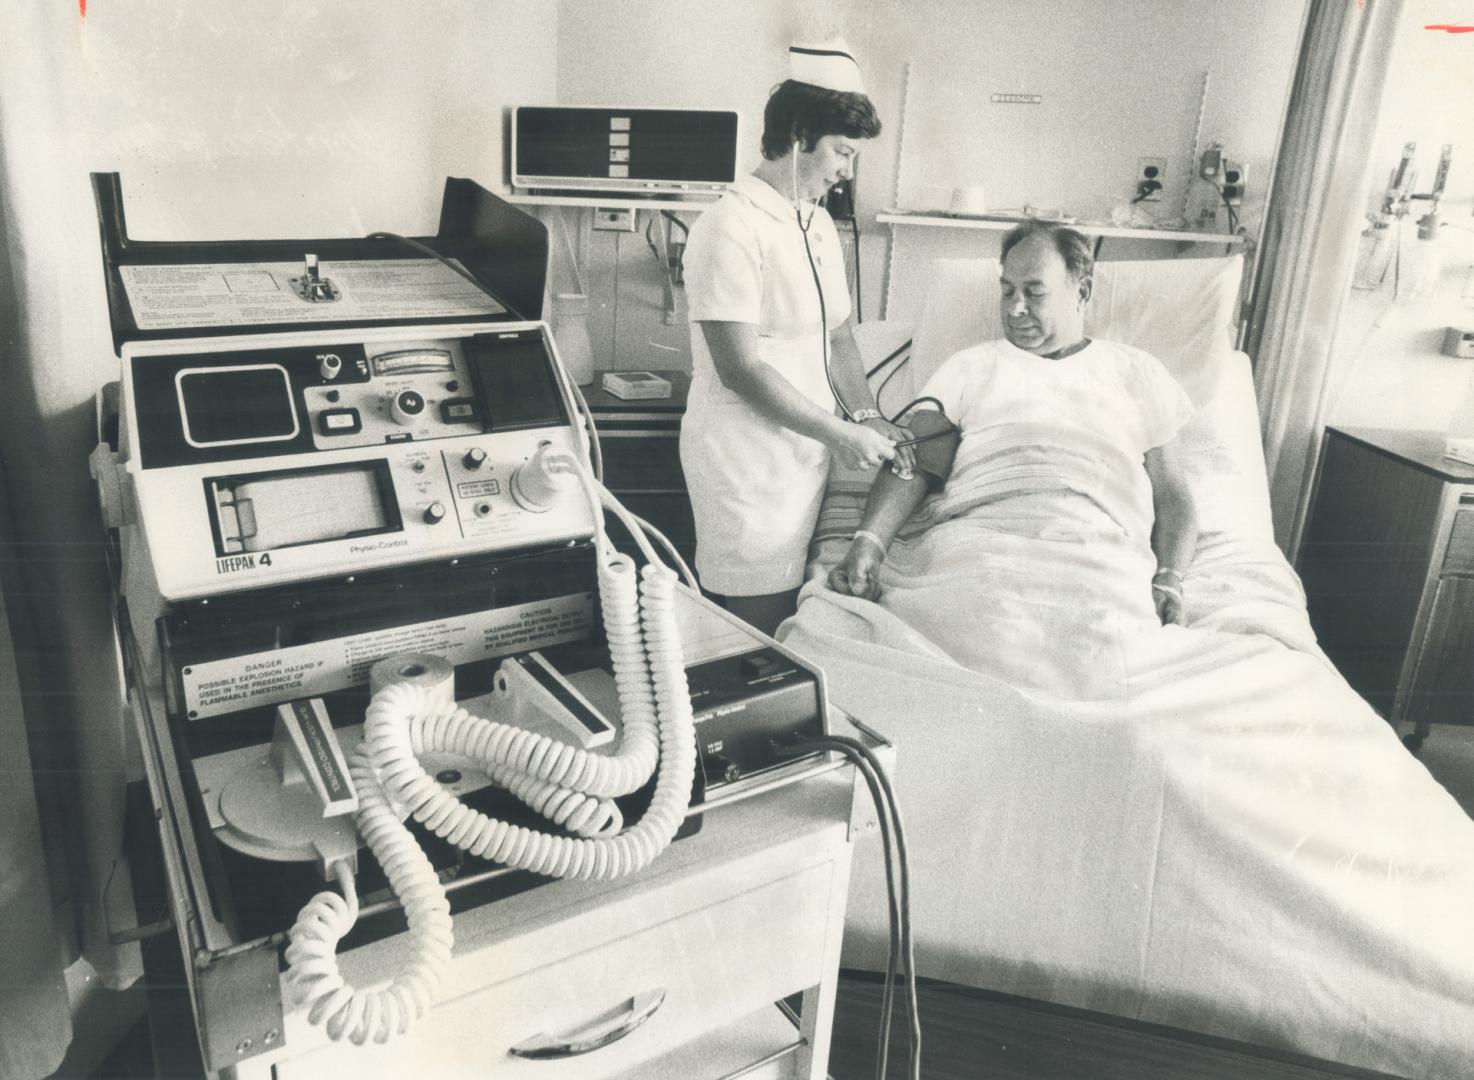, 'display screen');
177,364,299,447
465,330,567,431
514,107,739,187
